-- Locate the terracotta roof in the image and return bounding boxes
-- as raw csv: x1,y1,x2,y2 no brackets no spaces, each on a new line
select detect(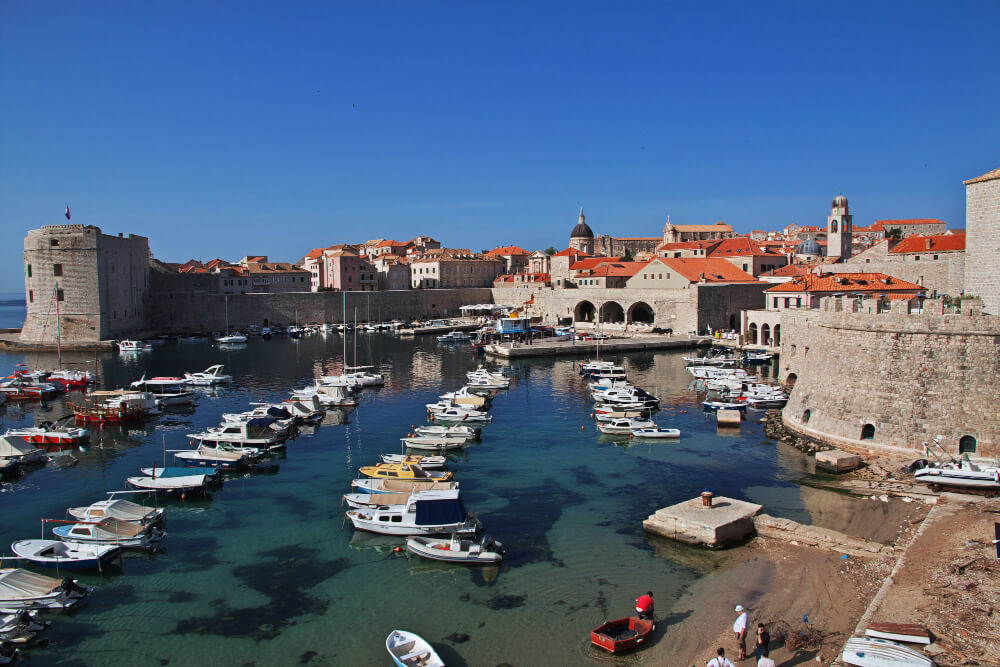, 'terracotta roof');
668,222,734,233
874,218,946,227
575,262,646,278
760,264,813,278
304,248,324,260
552,247,590,258
324,248,360,258
570,257,622,271
646,257,759,283
375,240,408,248
707,237,785,258
765,272,925,294
487,245,530,256
963,166,1000,185
245,262,308,274
657,240,718,252
889,233,965,254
